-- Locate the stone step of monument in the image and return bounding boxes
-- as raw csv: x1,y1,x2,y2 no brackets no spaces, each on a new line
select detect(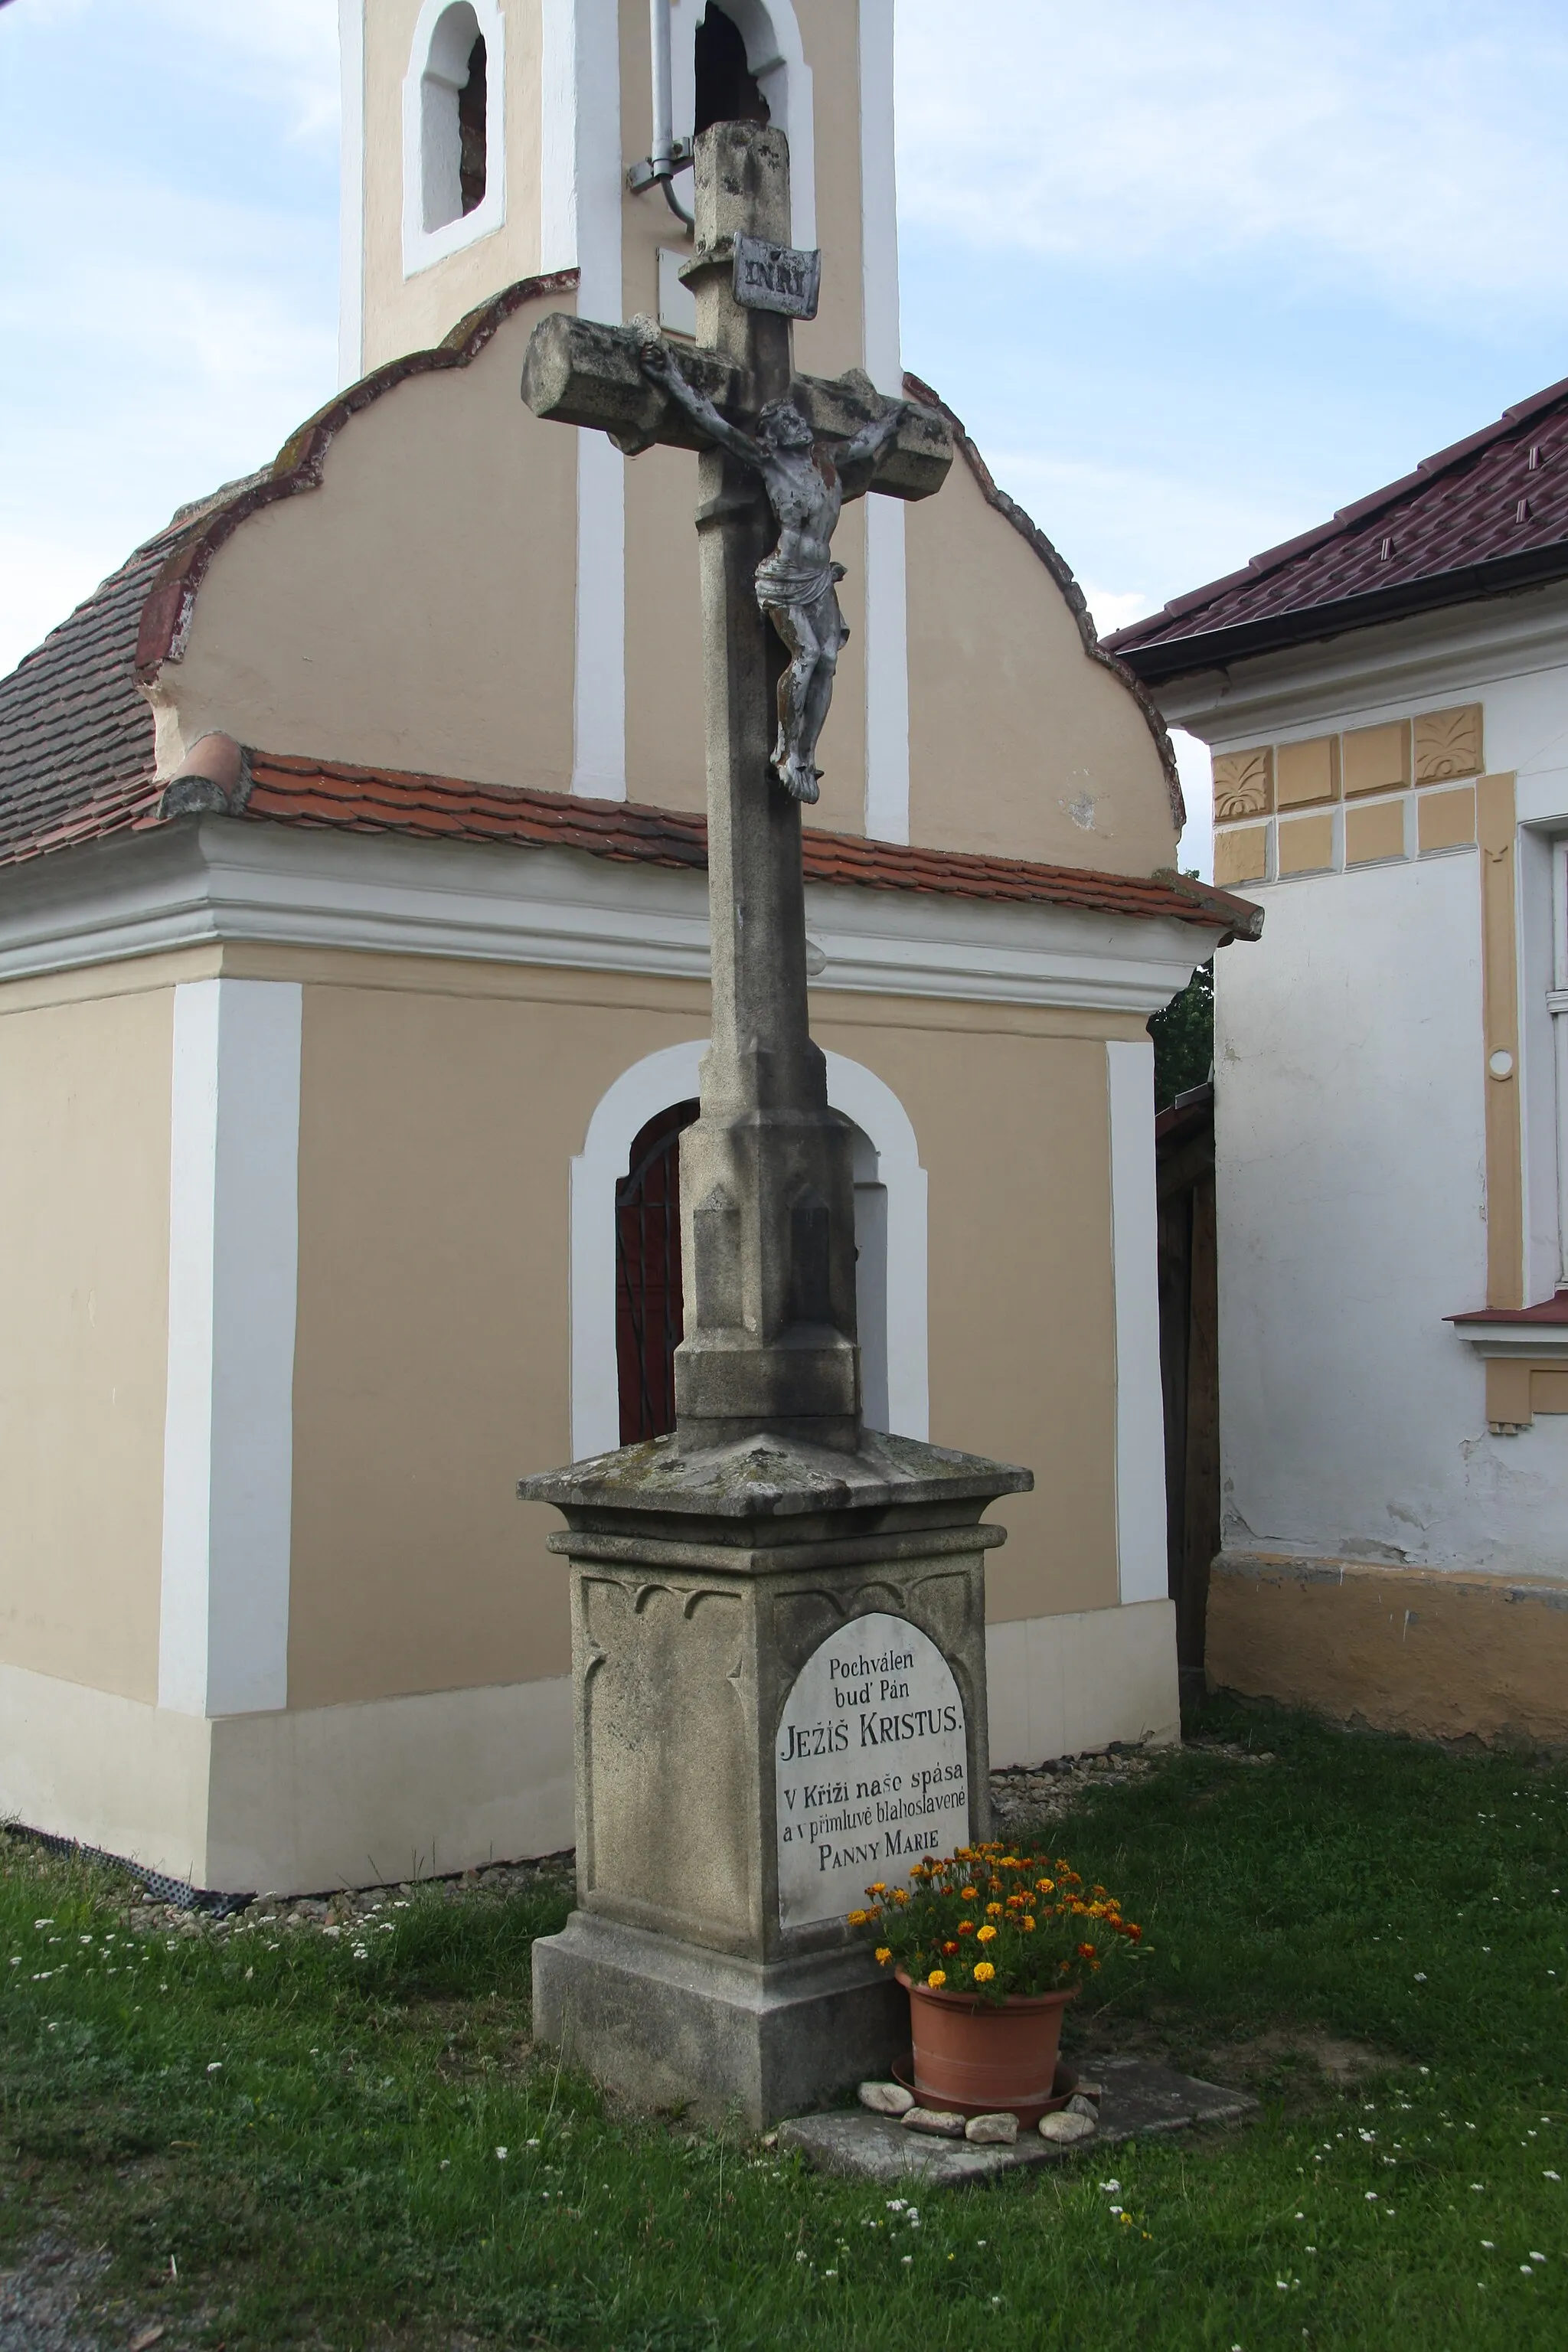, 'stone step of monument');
777,2058,1257,2187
